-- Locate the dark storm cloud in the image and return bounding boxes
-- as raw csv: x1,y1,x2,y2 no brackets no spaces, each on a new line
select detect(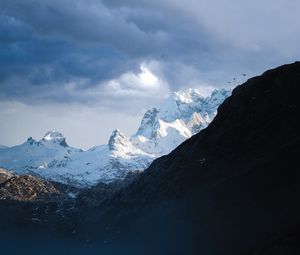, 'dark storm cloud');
0,0,216,103
0,0,299,105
